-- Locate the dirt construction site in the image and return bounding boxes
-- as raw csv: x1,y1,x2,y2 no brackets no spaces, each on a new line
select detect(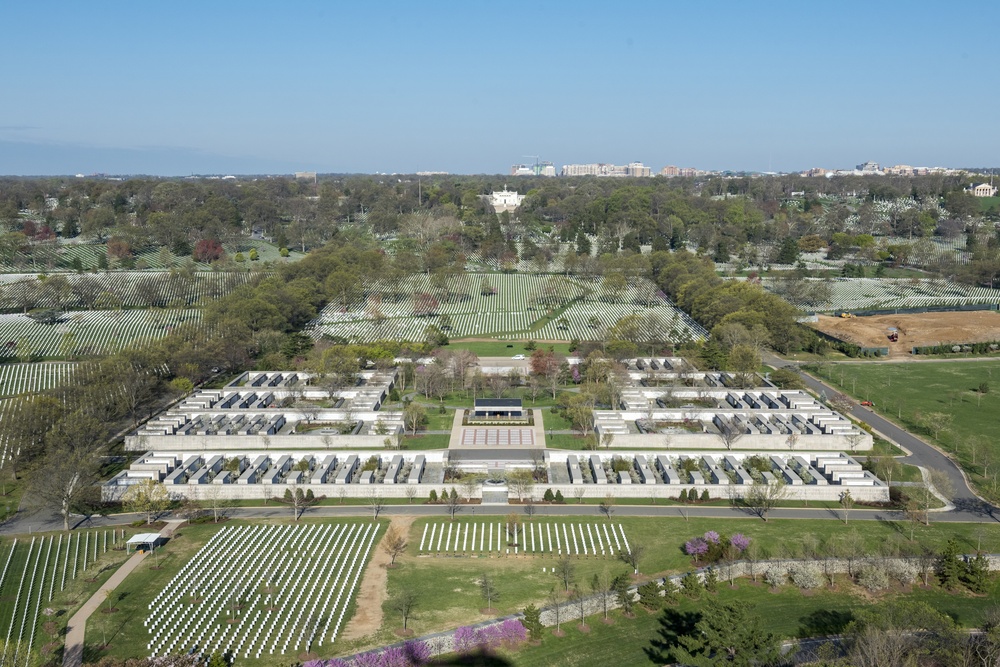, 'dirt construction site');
810,310,1000,357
